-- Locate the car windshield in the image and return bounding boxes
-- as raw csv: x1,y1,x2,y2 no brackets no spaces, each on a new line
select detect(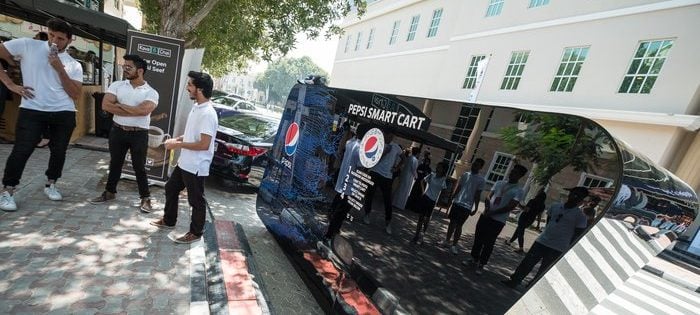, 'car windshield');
212,97,238,106
218,114,279,141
